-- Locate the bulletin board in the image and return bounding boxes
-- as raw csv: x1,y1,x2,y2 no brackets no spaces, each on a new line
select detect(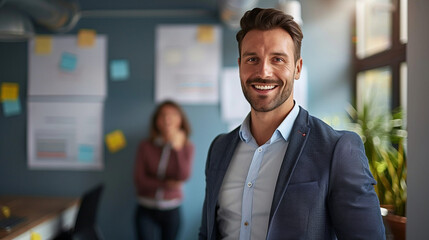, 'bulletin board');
27,34,107,170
